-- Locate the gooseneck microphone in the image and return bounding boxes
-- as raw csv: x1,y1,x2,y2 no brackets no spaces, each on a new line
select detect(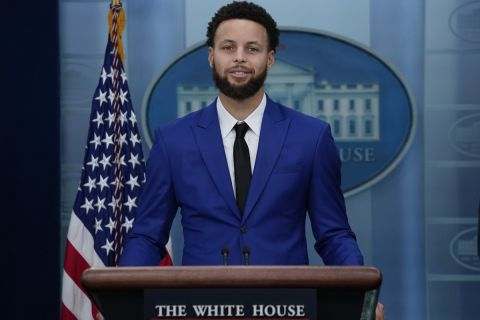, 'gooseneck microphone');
221,246,229,266
242,246,250,265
